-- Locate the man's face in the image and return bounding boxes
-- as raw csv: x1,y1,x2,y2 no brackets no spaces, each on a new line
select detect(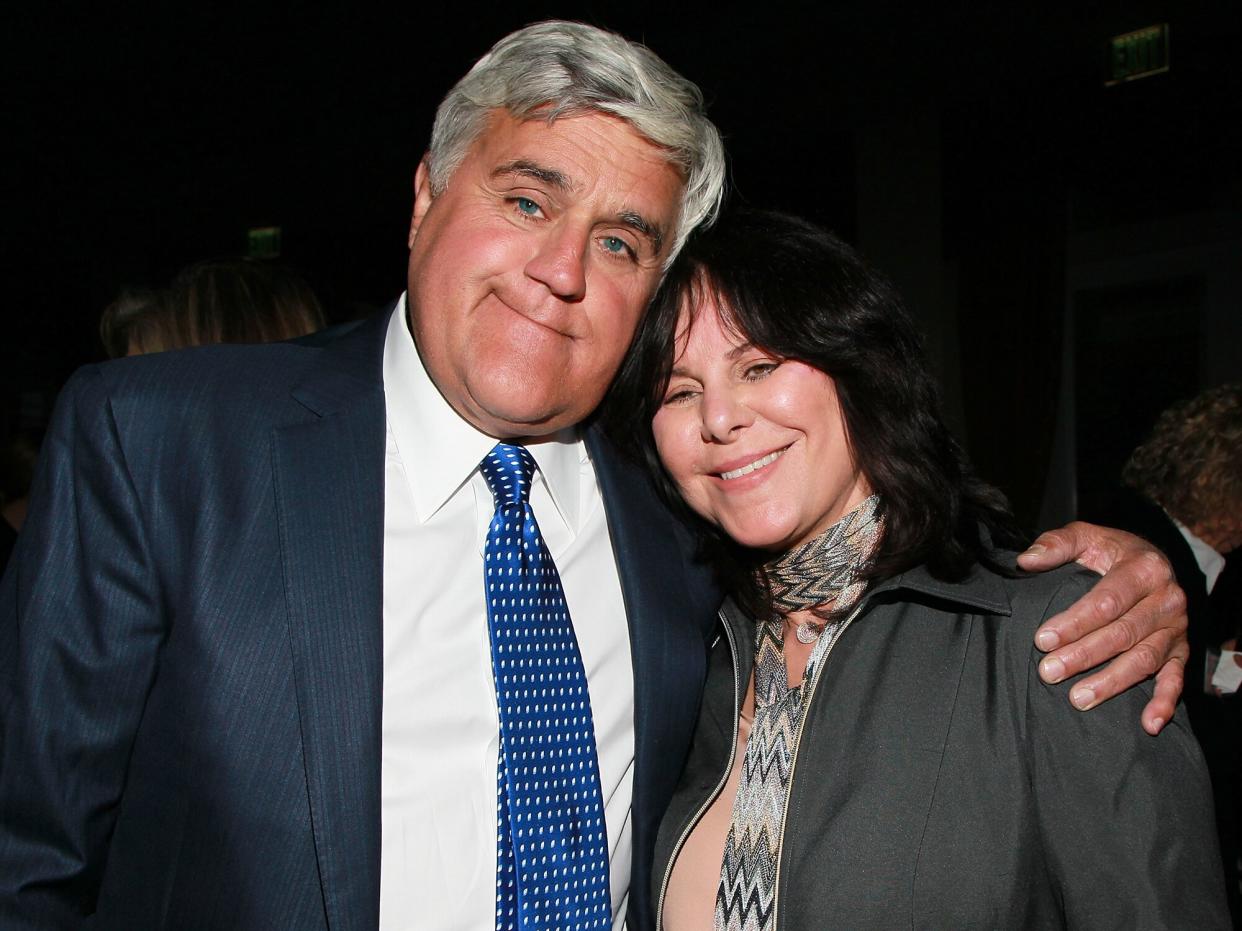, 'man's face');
406,109,685,439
